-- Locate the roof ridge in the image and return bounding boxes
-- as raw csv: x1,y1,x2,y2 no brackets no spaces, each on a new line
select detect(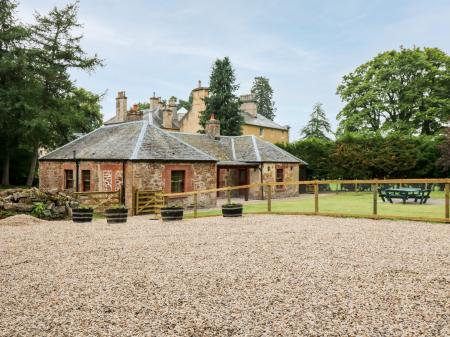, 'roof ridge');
231,138,237,161
156,127,217,161
251,135,262,162
131,120,148,160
